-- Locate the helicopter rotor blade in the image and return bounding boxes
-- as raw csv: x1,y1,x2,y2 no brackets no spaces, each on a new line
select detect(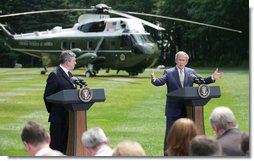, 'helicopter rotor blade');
109,10,165,31
126,11,242,33
0,9,94,18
